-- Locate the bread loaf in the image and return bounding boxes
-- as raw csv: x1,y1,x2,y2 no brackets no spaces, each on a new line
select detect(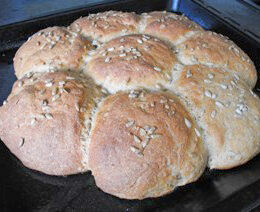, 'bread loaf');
0,10,259,199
